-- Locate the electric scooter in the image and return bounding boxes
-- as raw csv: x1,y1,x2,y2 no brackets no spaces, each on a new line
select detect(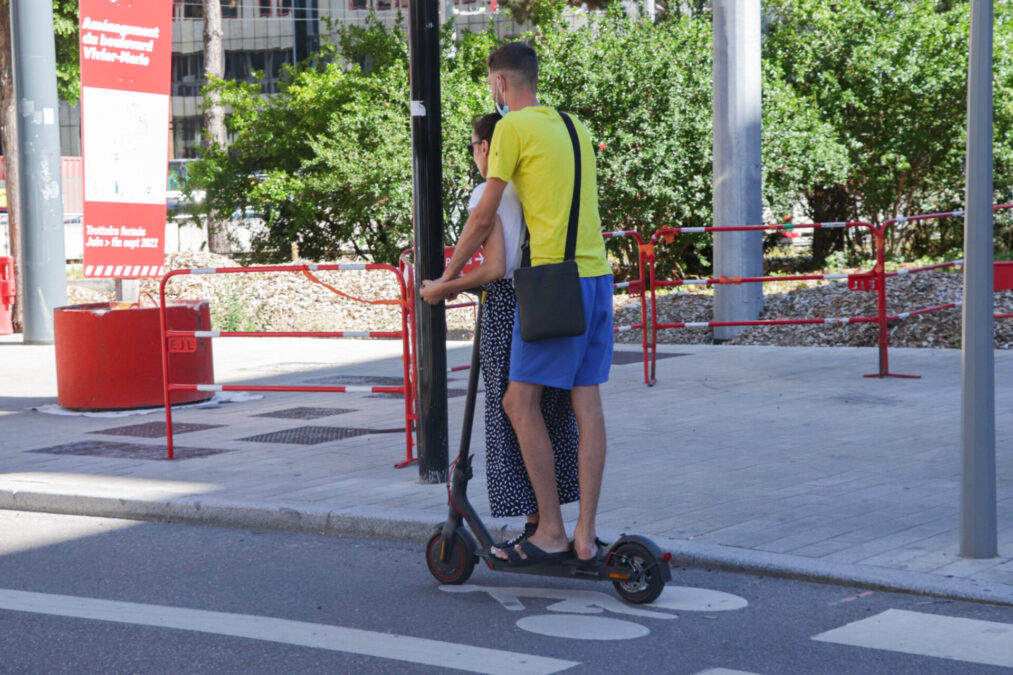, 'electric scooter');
424,292,672,604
